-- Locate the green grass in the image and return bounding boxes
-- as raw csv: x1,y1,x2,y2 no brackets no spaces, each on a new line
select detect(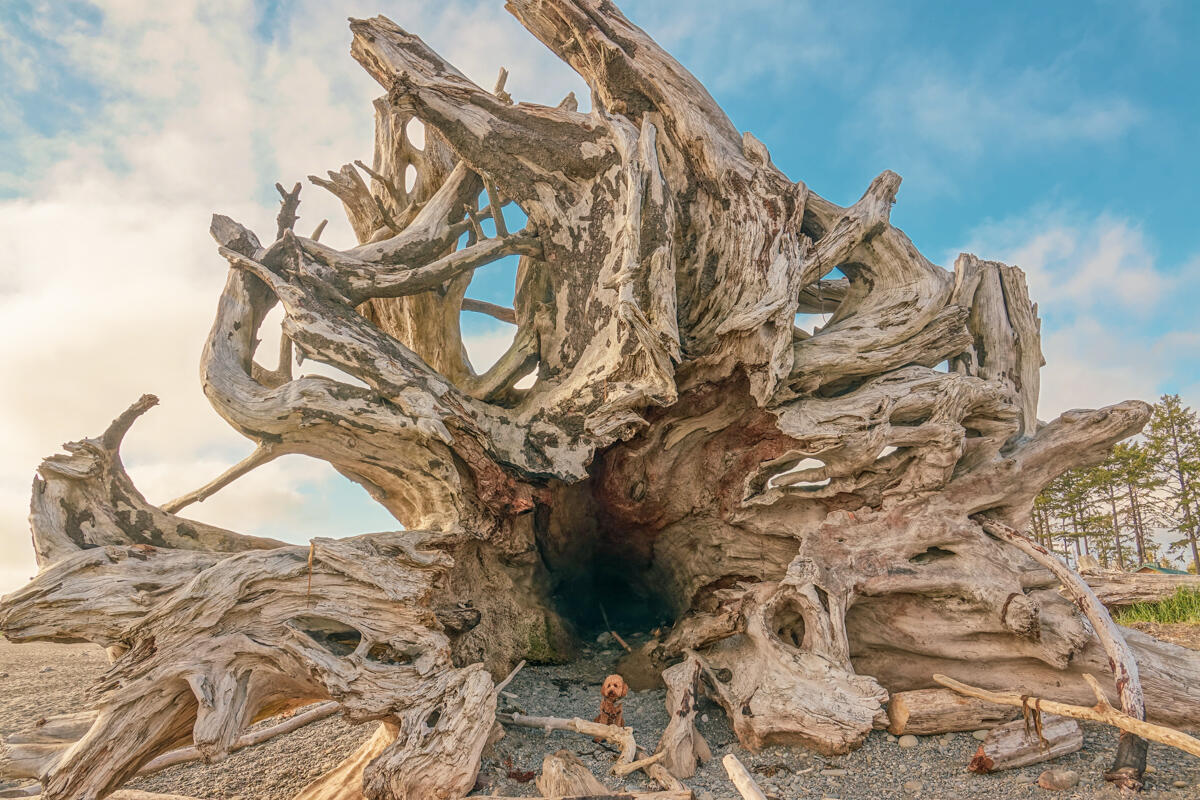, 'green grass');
1116,587,1200,625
